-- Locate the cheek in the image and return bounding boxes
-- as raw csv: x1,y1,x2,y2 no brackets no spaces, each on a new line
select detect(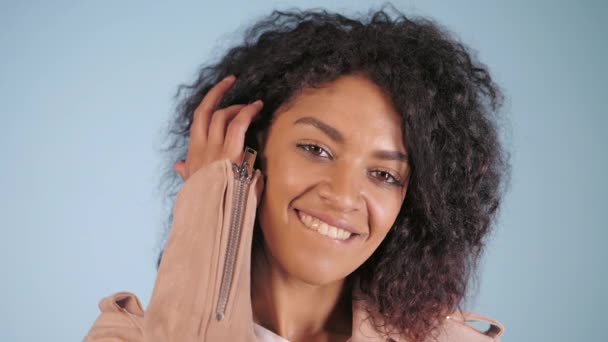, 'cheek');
258,150,313,230
367,190,405,242
265,150,320,203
